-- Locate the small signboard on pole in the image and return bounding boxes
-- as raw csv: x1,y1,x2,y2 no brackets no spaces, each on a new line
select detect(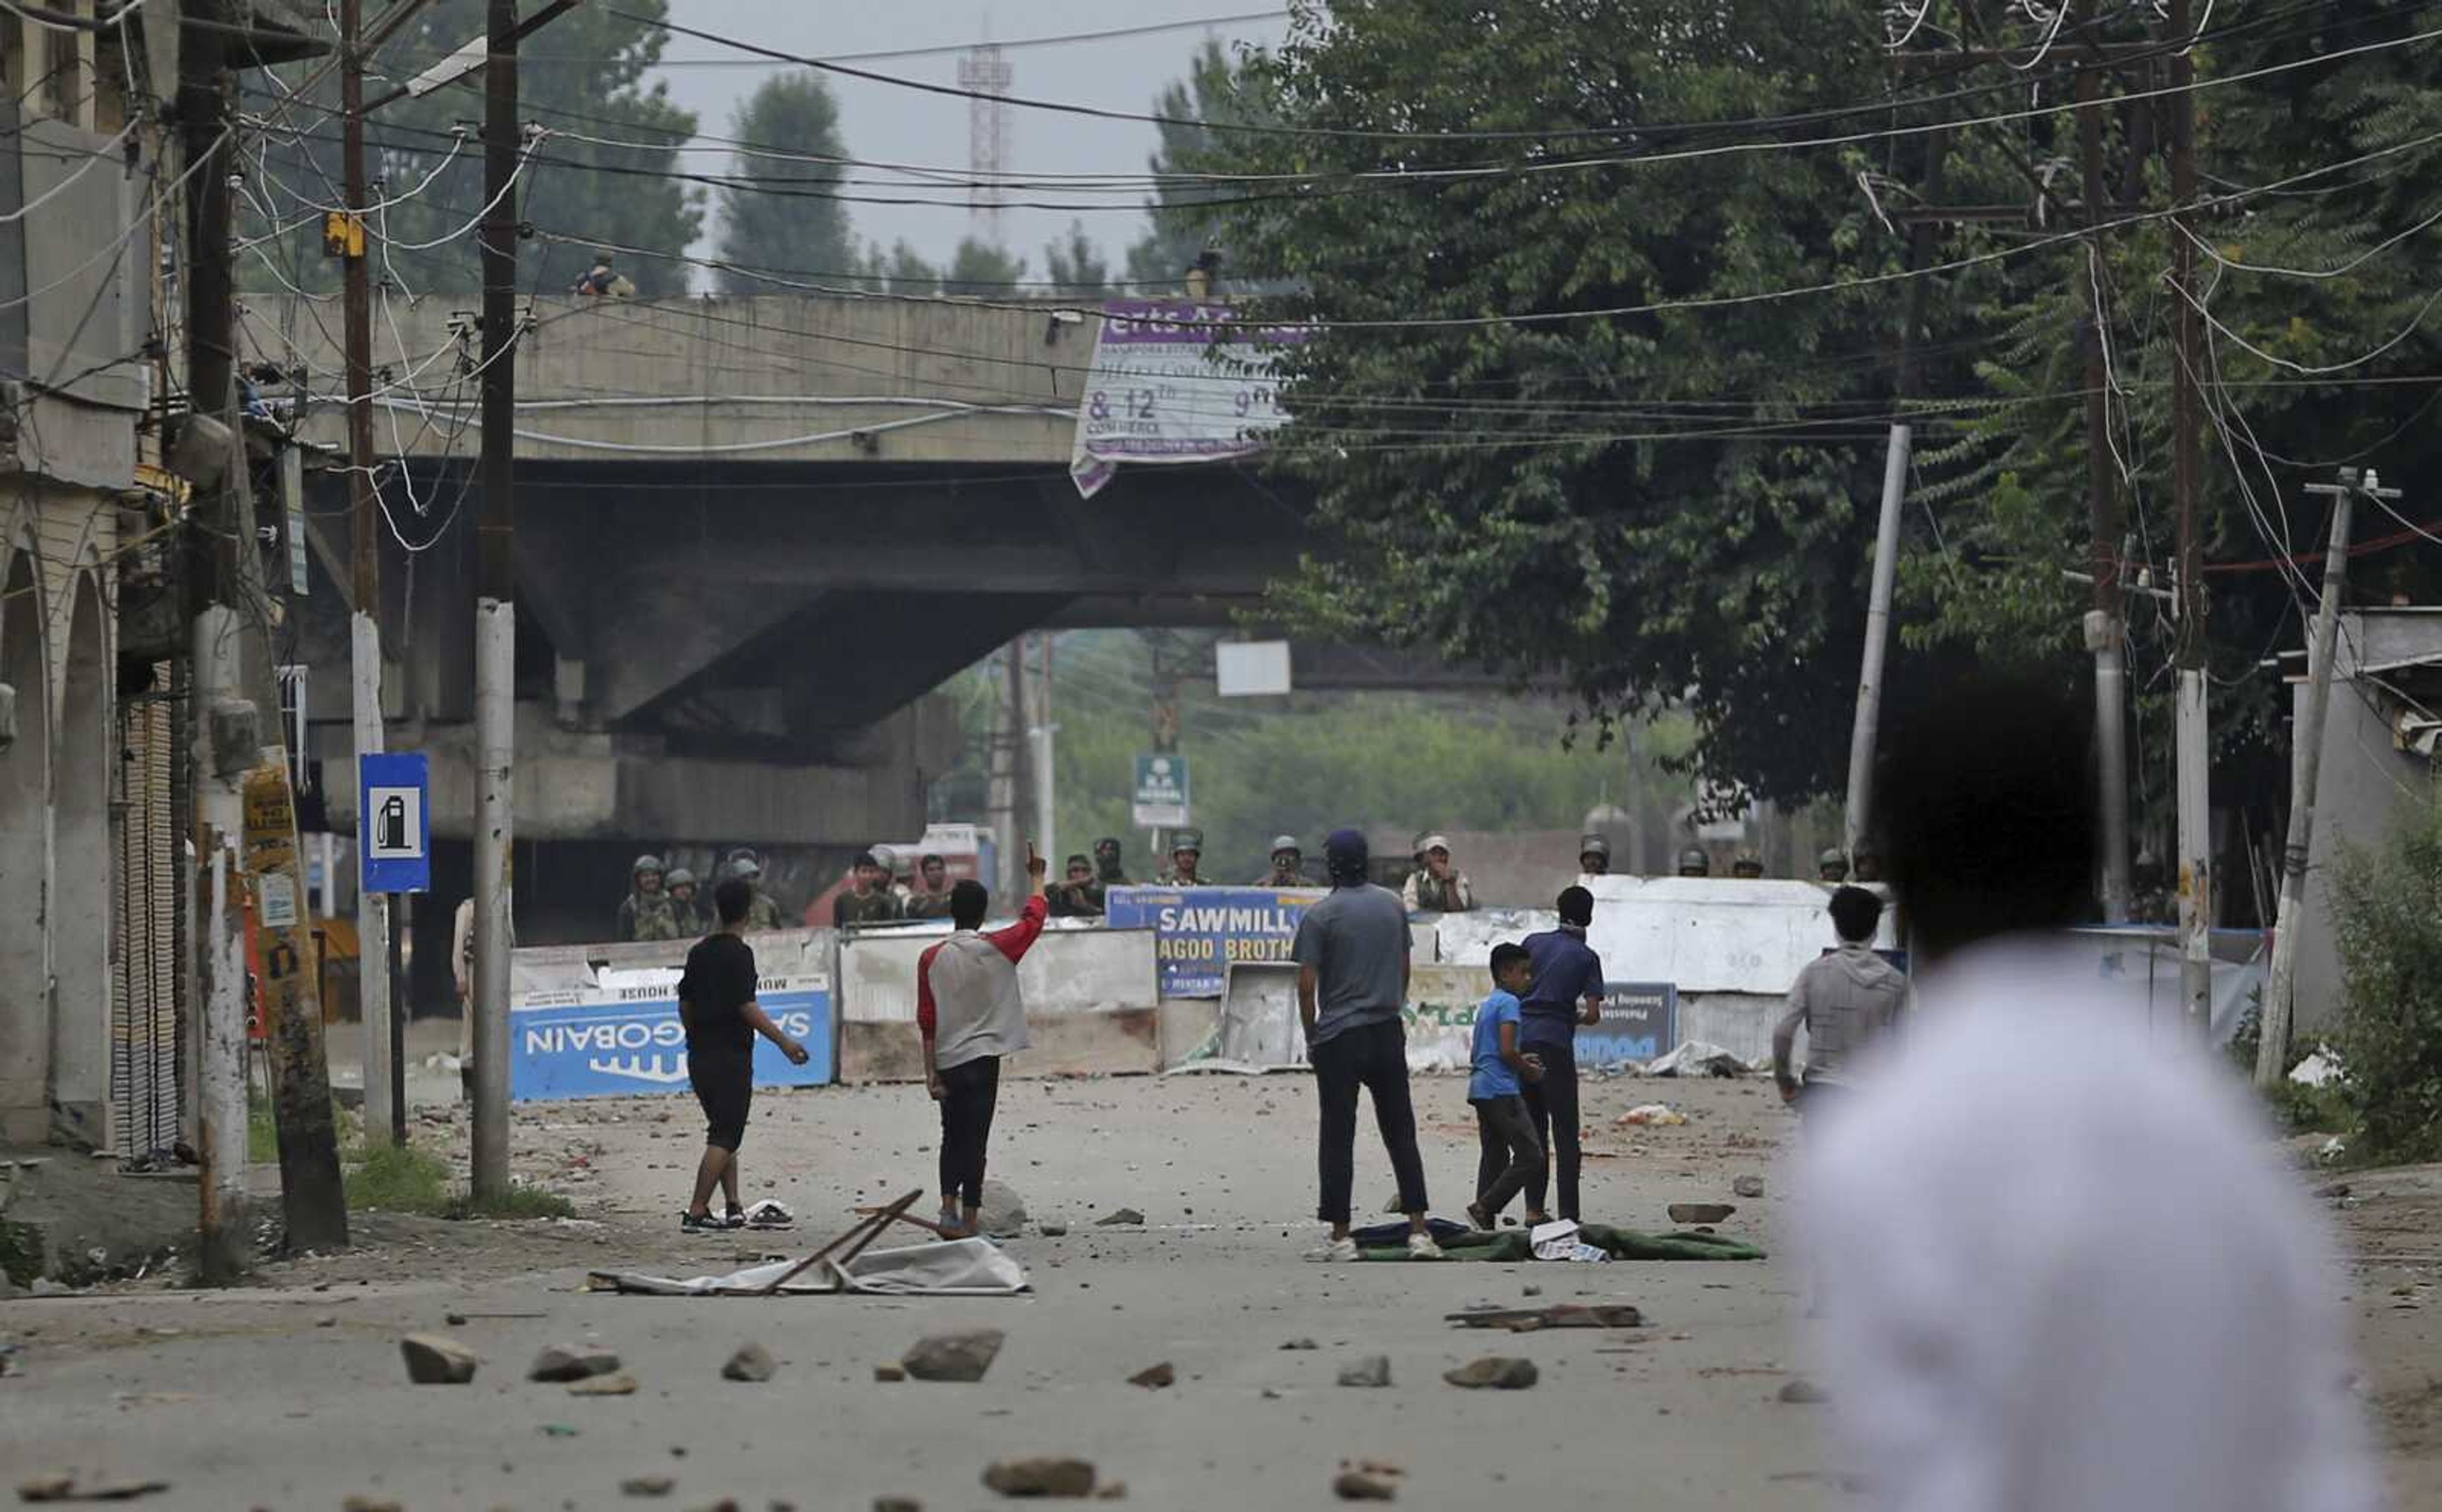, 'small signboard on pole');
1131,753,1190,830
359,752,431,895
